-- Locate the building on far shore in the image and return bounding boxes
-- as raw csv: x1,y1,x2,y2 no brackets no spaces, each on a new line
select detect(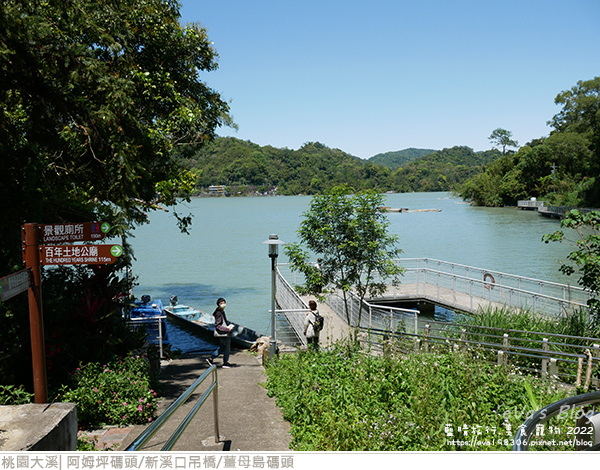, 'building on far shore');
208,185,226,196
